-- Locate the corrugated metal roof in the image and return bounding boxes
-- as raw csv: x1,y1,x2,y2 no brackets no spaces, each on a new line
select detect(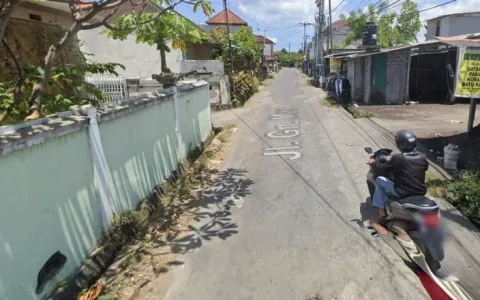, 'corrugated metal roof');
336,40,444,59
